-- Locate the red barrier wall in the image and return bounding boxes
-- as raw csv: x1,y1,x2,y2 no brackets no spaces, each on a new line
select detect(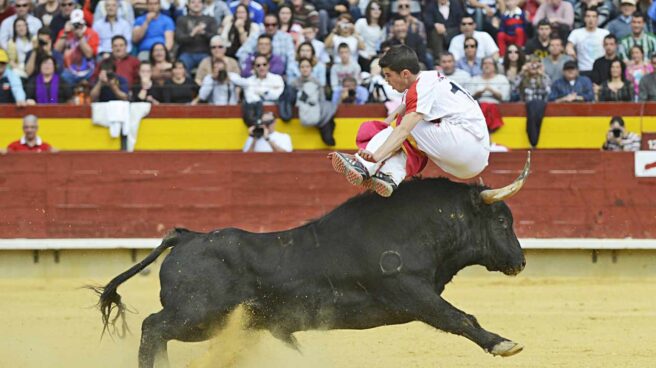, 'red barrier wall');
0,151,654,239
